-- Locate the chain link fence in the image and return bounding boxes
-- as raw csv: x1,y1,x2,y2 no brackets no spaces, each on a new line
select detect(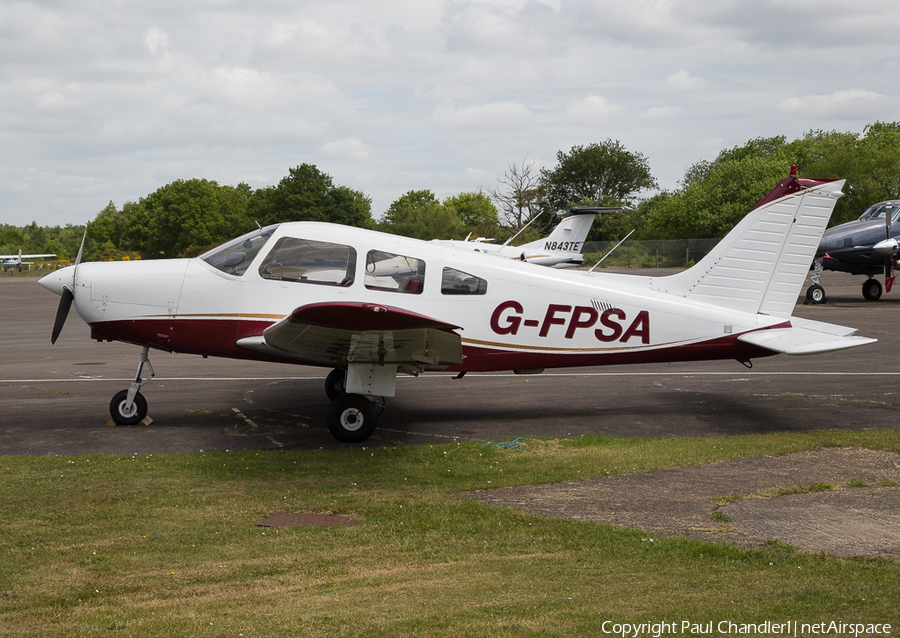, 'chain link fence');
581,239,722,269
